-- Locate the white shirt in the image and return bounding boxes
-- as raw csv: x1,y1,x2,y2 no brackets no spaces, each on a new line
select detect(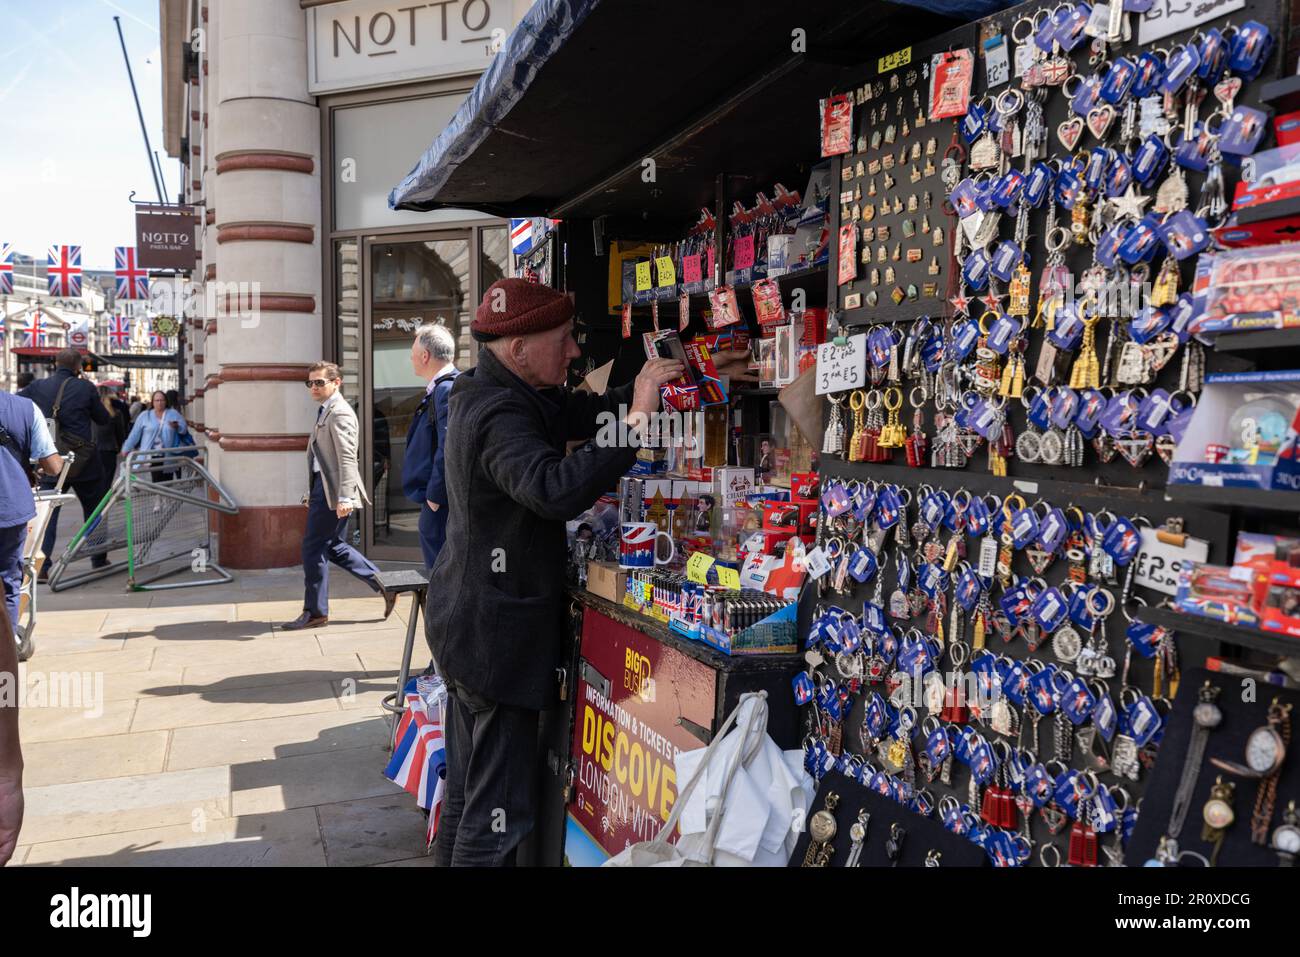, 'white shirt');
29,405,57,461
